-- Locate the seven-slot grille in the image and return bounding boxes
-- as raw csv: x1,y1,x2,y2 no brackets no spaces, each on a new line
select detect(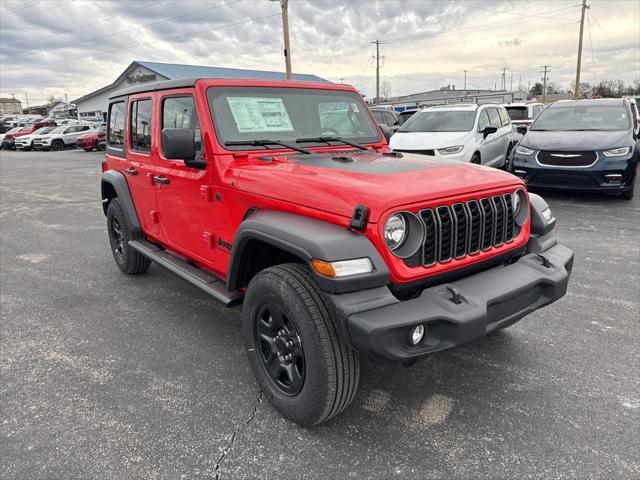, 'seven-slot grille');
404,193,516,267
